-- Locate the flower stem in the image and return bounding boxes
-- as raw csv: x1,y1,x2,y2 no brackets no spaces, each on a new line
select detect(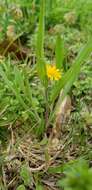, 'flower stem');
45,87,49,128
